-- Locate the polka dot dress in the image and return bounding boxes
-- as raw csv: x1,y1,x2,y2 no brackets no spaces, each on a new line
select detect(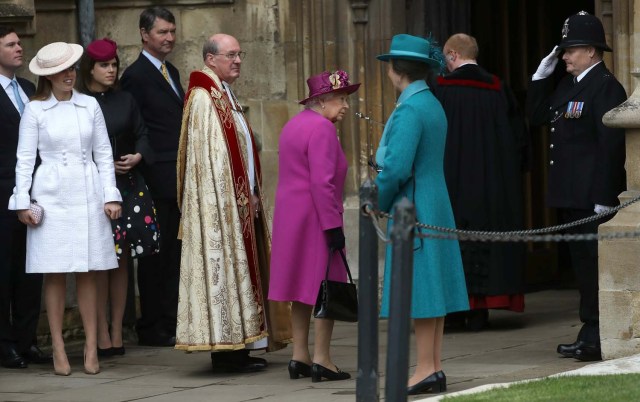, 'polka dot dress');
112,170,160,259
